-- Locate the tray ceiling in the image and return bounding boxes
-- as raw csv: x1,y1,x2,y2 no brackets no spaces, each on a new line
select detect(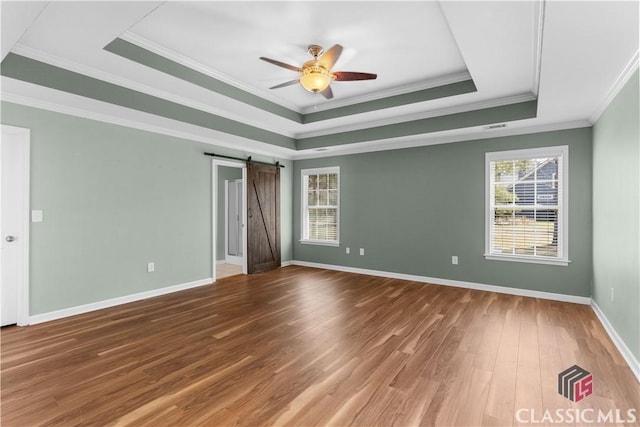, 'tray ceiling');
124,1,470,111
0,1,637,159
